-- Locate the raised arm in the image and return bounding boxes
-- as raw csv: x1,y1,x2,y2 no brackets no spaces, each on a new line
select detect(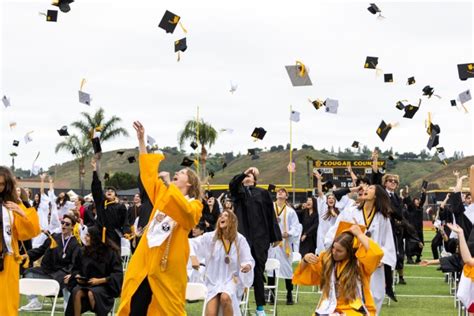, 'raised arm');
371,149,382,185
347,163,358,188
90,158,104,209
314,170,324,198
39,173,46,195
447,223,474,266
